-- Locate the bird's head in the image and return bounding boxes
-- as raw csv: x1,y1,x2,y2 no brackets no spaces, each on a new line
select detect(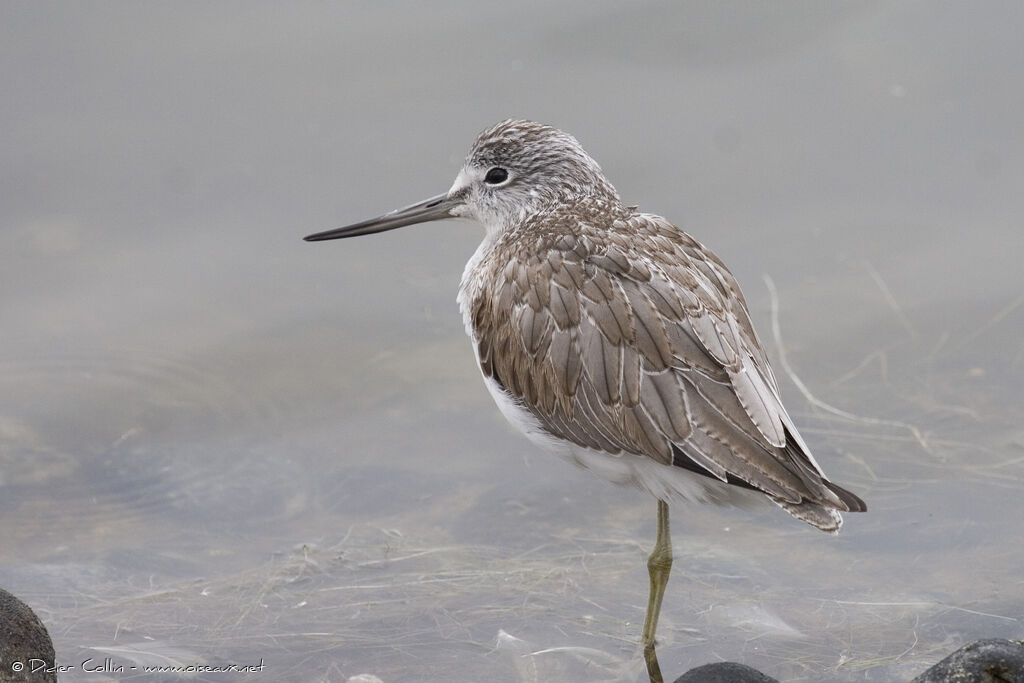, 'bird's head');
304,120,620,243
